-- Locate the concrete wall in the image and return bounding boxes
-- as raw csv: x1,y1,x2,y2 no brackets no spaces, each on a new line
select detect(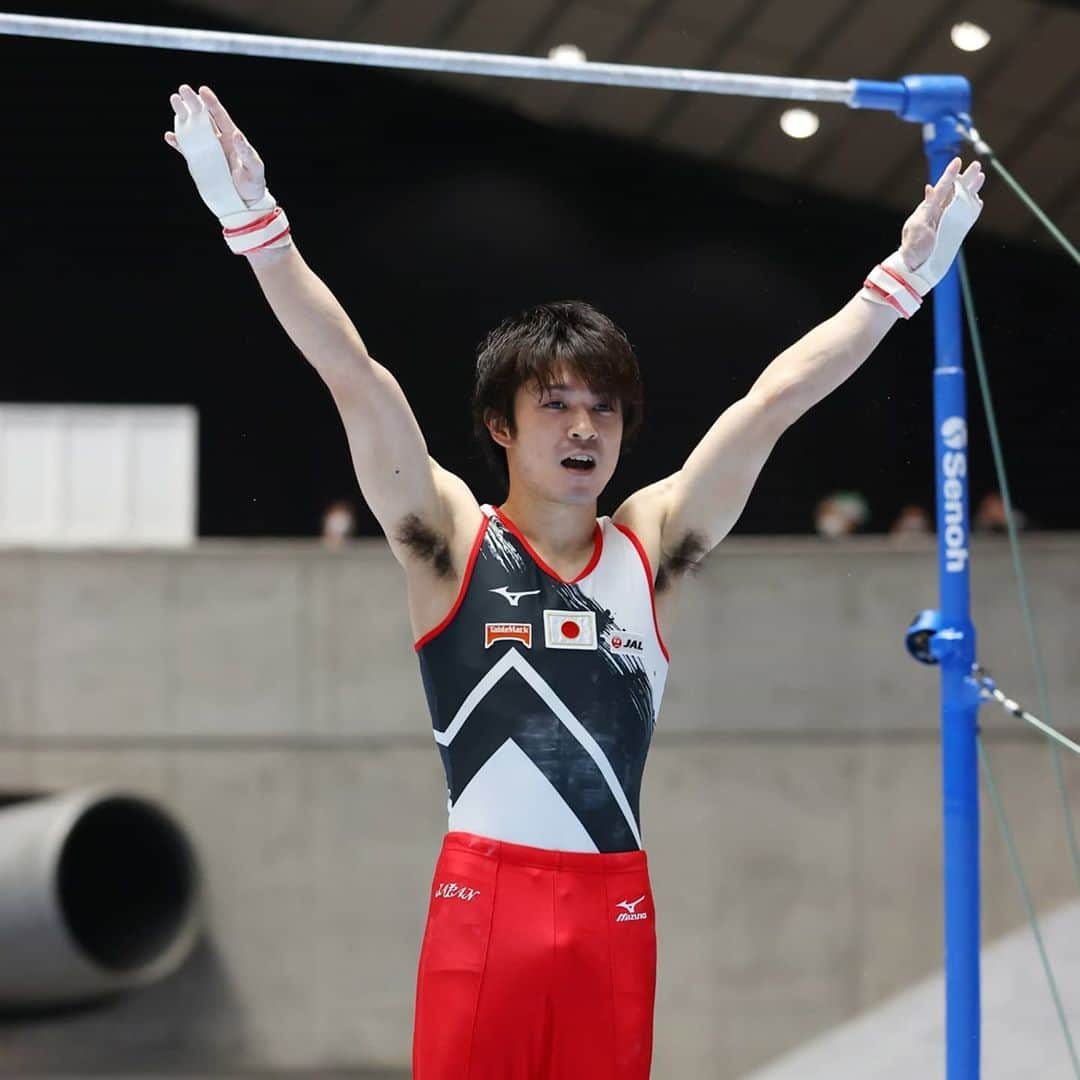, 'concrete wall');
0,536,1077,1077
